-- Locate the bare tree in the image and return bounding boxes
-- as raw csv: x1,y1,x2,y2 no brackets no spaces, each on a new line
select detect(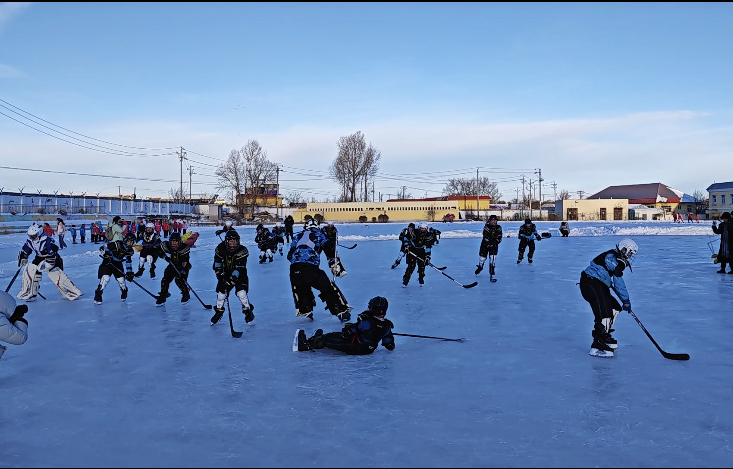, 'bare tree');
329,131,381,202
442,177,502,201
168,187,186,202
692,189,709,214
240,140,277,218
284,190,305,206
215,149,248,216
559,189,570,200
